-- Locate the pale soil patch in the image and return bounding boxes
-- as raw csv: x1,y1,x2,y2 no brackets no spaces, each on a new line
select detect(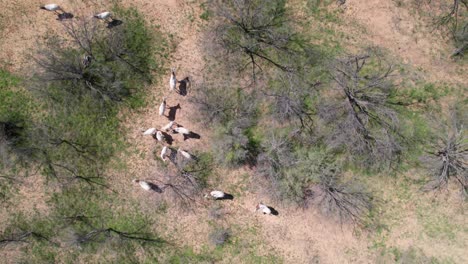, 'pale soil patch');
344,0,467,86
368,174,468,263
